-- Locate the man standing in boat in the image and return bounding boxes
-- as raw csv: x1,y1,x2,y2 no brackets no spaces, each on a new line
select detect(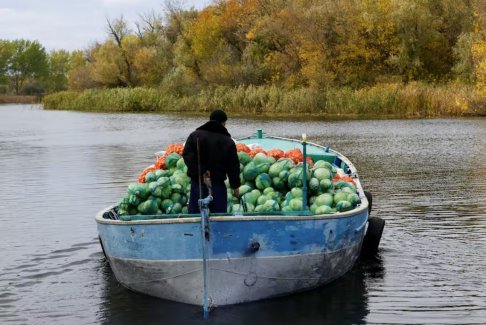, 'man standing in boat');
183,109,241,213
